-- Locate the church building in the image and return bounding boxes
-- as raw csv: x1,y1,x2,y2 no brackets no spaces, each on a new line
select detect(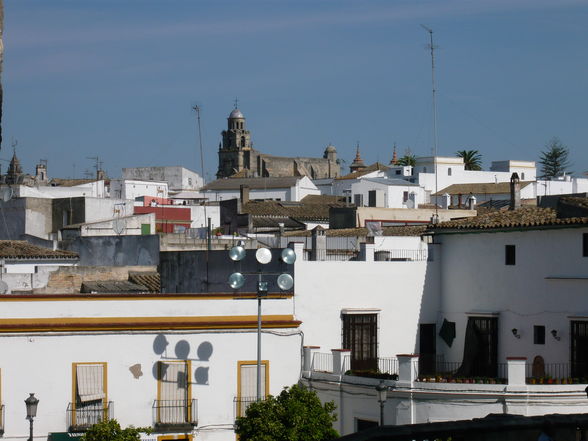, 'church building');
216,107,341,179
